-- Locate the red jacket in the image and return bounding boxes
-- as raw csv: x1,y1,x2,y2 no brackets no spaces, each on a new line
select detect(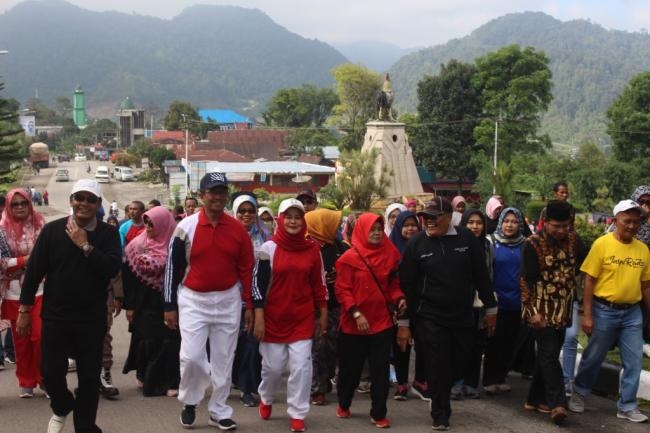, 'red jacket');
335,259,403,335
